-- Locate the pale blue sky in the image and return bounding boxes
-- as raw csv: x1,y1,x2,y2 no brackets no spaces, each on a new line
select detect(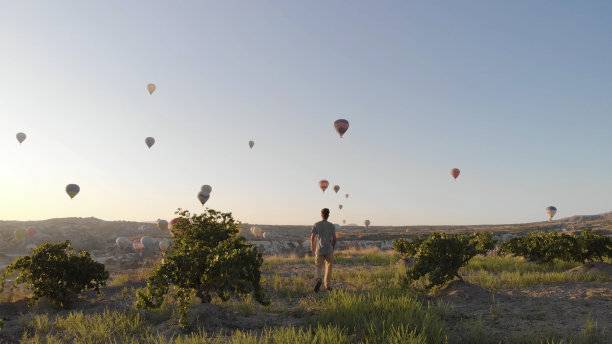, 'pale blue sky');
1,1,611,225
